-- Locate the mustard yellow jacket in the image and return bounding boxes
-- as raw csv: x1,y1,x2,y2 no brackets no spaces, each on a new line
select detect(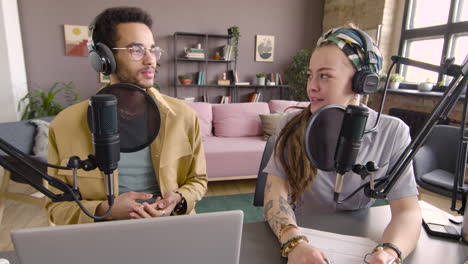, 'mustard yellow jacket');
46,88,207,225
